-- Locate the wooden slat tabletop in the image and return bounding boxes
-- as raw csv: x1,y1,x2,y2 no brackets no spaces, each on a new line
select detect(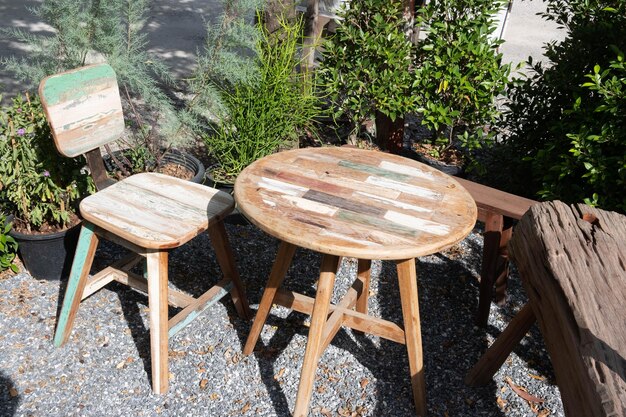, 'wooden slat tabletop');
235,147,477,260
80,173,234,249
